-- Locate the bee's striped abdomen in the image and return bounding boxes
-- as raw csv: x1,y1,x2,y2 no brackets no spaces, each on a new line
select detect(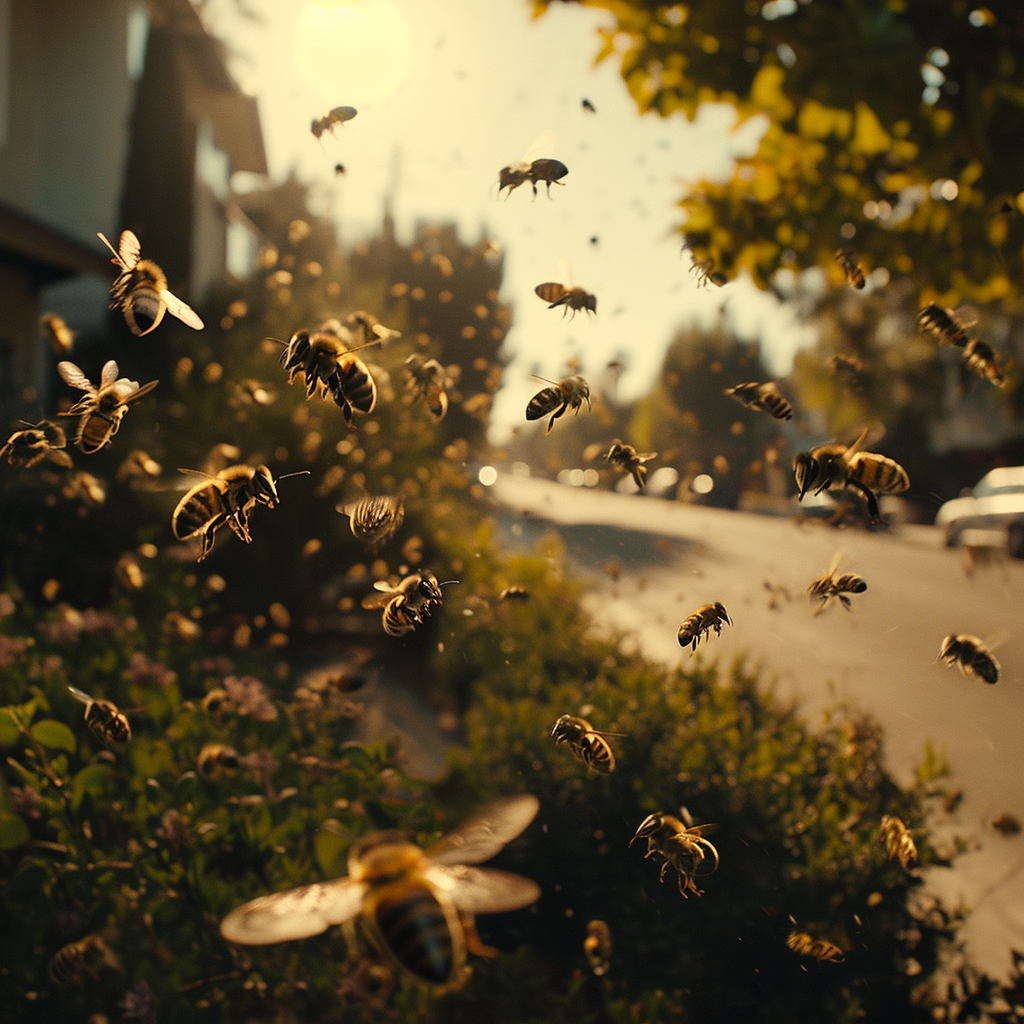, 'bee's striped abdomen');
374,884,455,985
